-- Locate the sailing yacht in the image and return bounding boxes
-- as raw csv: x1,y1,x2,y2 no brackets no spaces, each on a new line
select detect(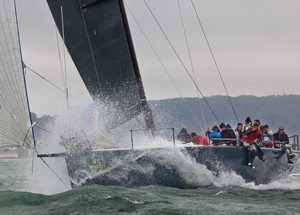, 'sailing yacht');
41,0,300,187
1,0,299,188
